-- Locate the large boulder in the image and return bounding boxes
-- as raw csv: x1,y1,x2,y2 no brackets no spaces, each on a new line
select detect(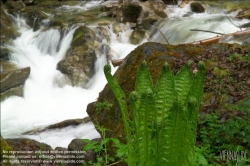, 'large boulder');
0,85,24,101
120,3,142,23
57,26,96,88
0,7,18,44
68,138,97,164
9,9,49,31
236,8,250,19
0,7,19,61
87,42,250,157
0,65,30,93
190,2,205,13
